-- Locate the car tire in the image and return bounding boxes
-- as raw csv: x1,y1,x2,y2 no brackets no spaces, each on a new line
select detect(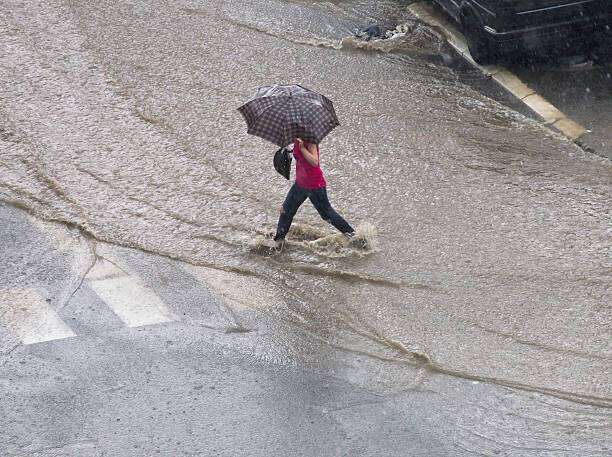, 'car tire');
461,8,496,65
